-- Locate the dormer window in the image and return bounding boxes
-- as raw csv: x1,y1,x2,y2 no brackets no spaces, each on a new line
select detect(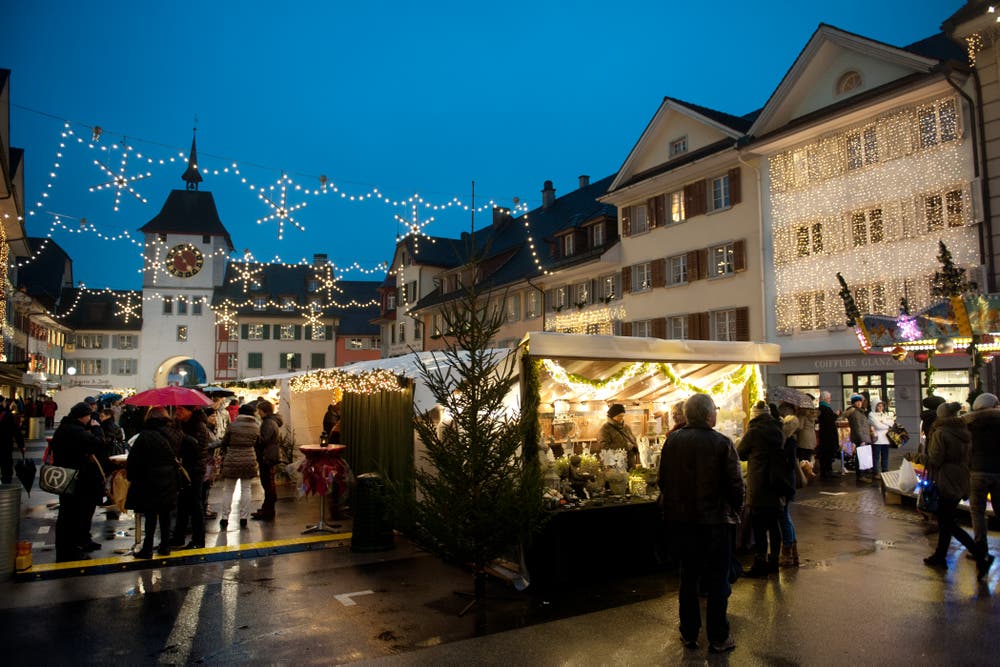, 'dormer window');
836,71,862,95
281,296,296,312
669,136,688,158
590,222,605,247
563,234,575,257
